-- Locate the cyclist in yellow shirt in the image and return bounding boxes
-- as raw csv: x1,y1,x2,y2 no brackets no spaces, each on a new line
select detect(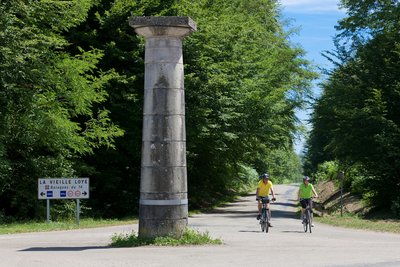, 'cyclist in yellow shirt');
256,173,276,226
298,176,318,226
